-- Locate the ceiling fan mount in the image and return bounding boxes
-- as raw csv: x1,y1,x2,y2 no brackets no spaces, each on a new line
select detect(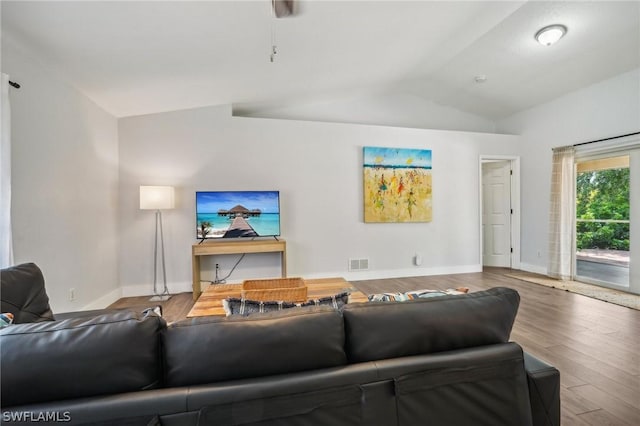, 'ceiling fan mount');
272,0,297,18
